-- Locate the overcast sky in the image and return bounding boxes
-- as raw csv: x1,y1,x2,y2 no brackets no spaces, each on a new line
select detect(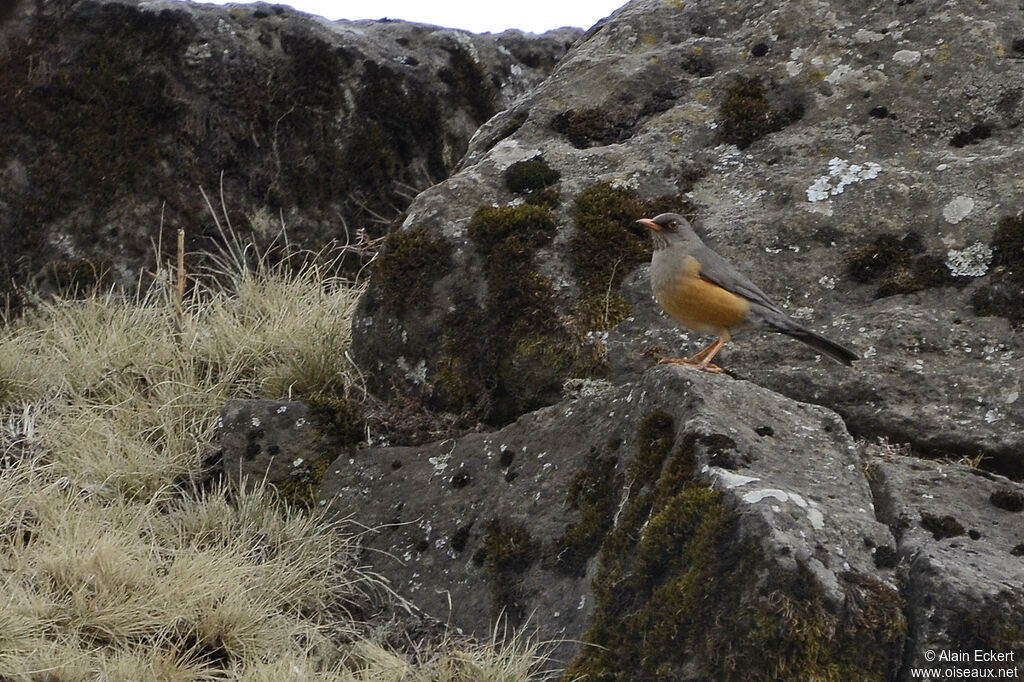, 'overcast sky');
191,0,627,33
